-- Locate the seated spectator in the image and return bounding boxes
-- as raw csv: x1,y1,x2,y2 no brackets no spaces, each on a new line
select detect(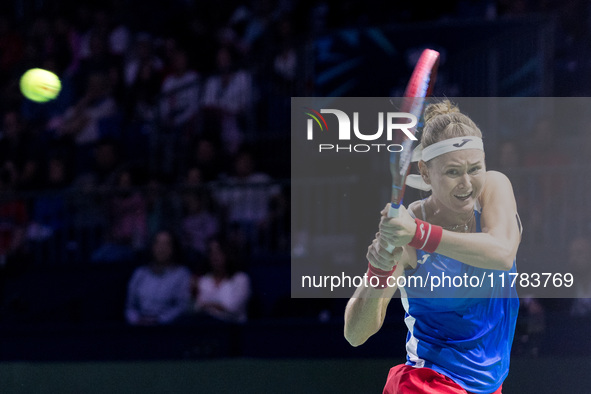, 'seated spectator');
0,16,25,86
182,165,203,189
125,33,162,123
110,168,147,250
60,71,118,143
180,188,219,273
0,110,42,190
160,47,200,131
26,156,69,244
145,172,182,242
67,139,120,261
201,46,252,155
124,32,163,89
259,185,289,252
124,35,163,163
125,230,191,325
187,138,224,182
58,72,120,175
263,17,297,133
91,167,147,263
73,138,120,189
26,156,73,264
158,47,200,175
215,149,280,251
74,27,121,98
192,237,251,323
